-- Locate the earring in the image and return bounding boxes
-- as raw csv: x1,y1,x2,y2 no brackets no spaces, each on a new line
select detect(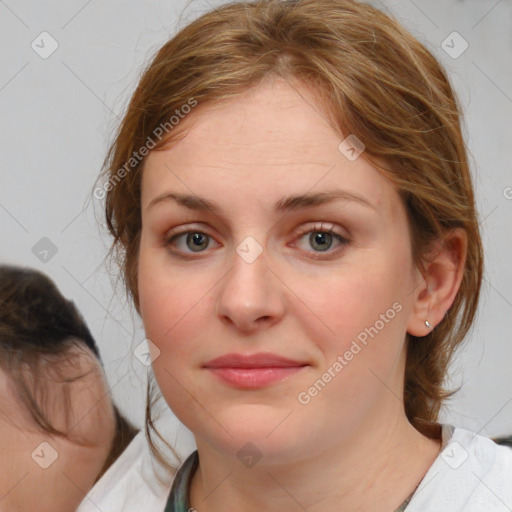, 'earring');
425,320,432,330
